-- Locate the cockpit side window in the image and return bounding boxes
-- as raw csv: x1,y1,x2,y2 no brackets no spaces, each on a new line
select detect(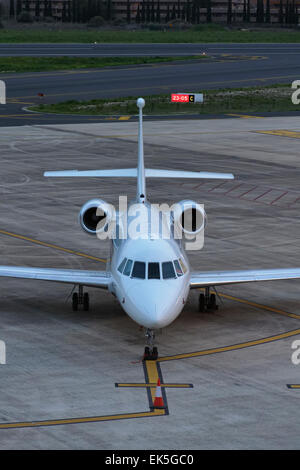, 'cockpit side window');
132,261,146,279
123,259,133,276
173,259,183,277
117,257,127,273
162,261,176,279
179,258,187,274
148,262,160,279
